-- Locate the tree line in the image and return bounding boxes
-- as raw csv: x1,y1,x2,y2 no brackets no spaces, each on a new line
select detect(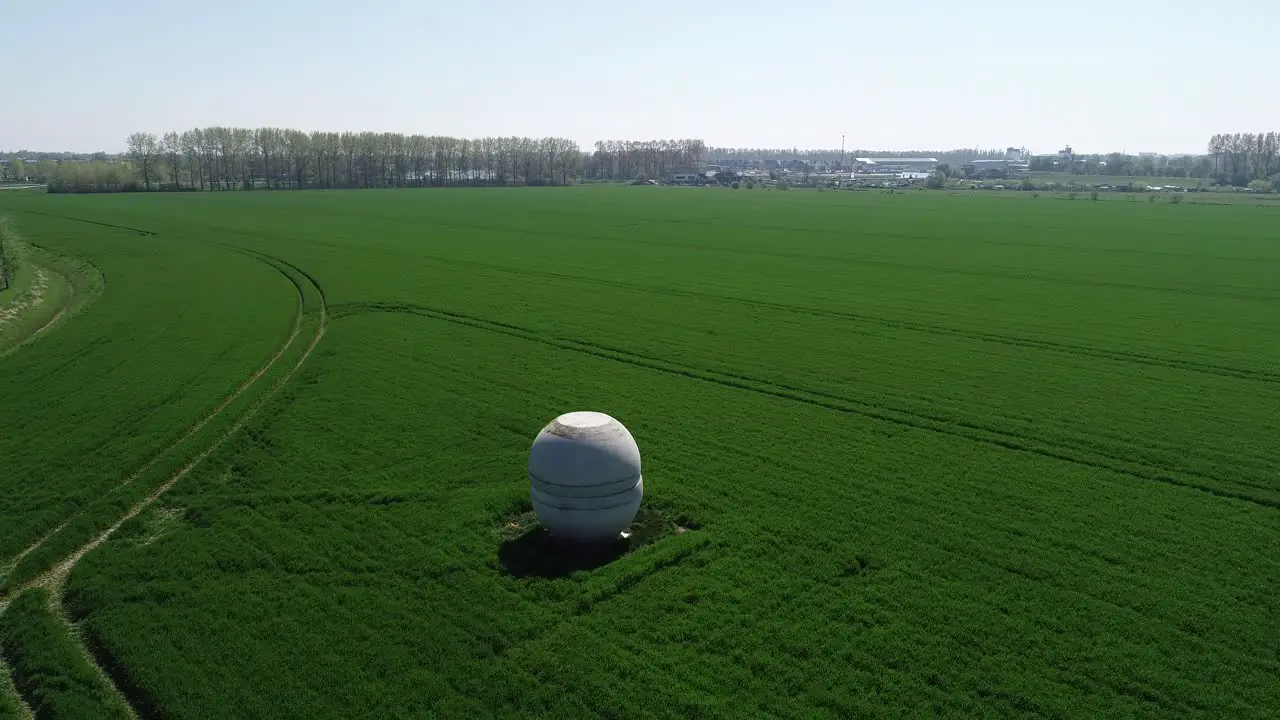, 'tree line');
1207,132,1280,187
32,130,719,193
1027,153,1214,179
587,140,708,180
115,129,587,192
